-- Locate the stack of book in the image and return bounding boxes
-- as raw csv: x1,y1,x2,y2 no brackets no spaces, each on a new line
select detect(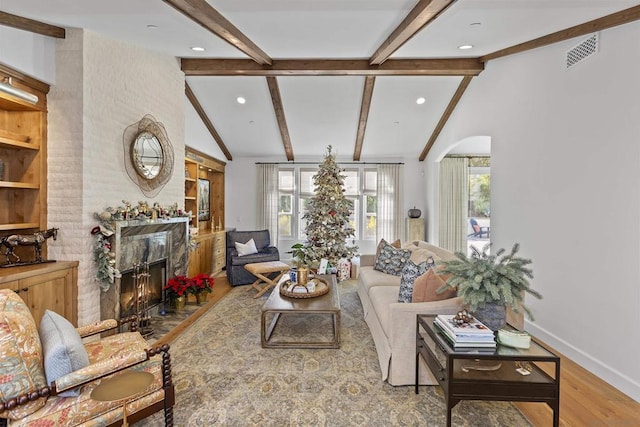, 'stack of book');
434,314,496,350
